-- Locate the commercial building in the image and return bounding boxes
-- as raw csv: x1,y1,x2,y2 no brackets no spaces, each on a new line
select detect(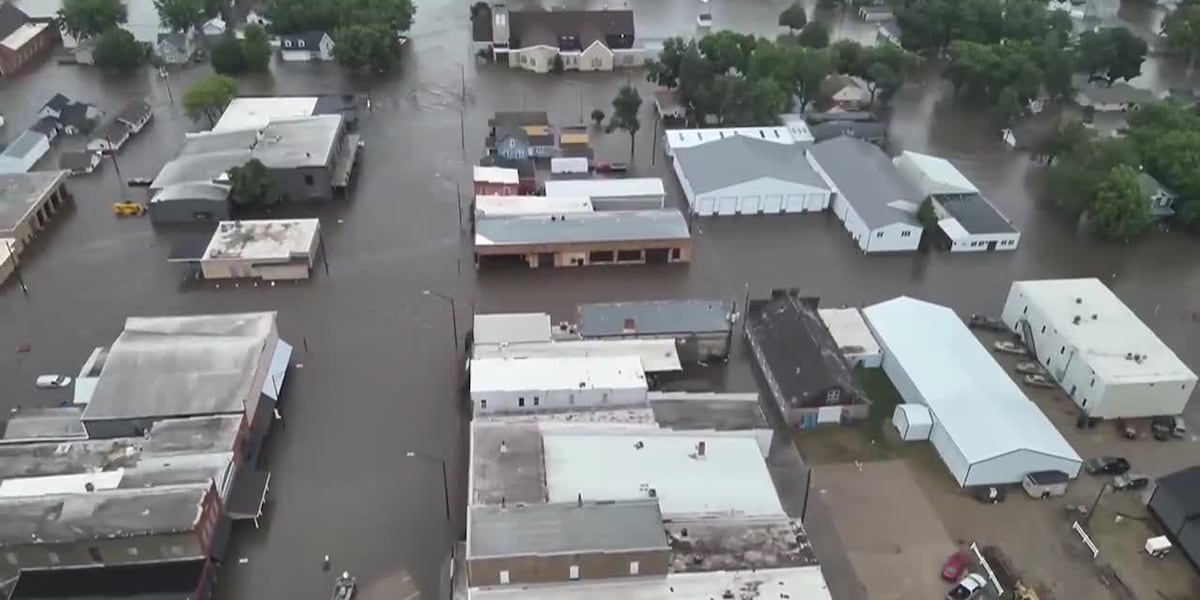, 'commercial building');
471,312,681,373
469,355,648,414
818,307,882,368
482,7,642,73
214,95,359,132
543,178,666,211
746,292,869,427
474,195,593,219
193,219,321,281
474,210,691,269
663,125,813,157
0,4,57,76
577,299,734,363
809,136,924,253
473,166,520,196
0,170,70,255
1149,466,1200,572
671,135,830,216
864,296,1082,486
893,150,1020,252
1000,279,1197,418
